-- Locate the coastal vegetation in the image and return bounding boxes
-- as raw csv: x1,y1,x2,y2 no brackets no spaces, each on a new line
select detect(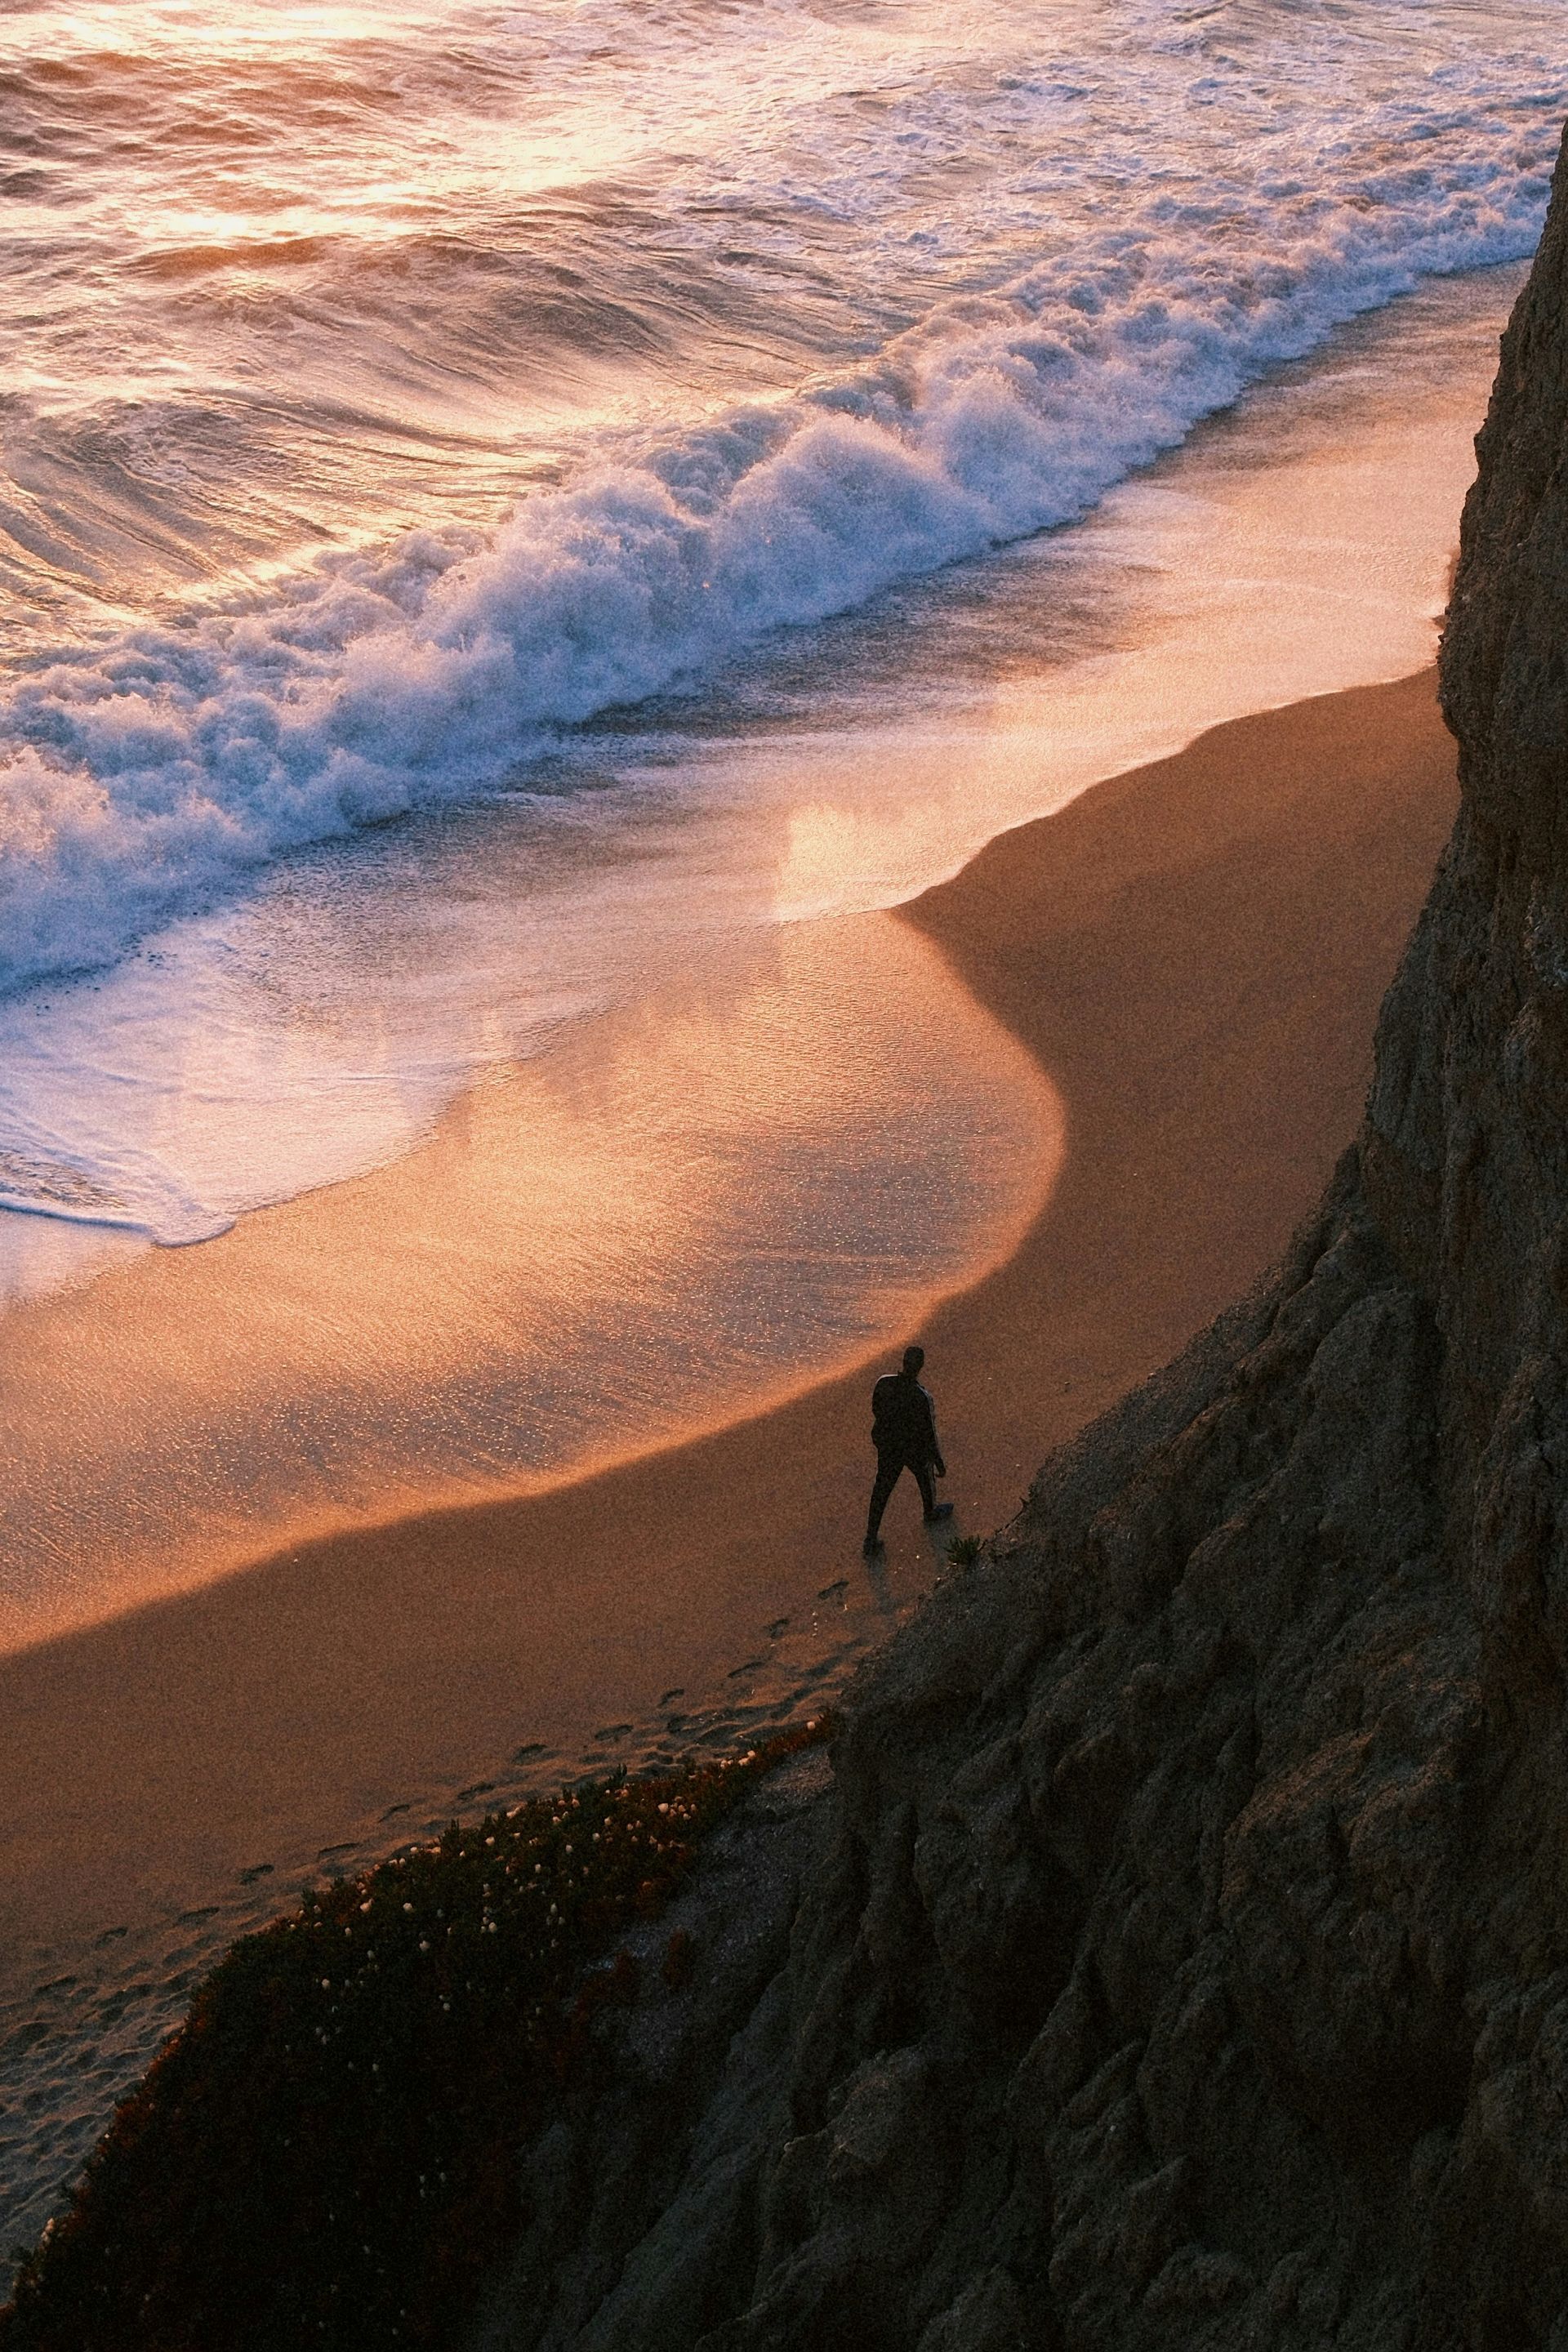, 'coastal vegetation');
399,136,1568,2351
0,1723,827,2352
